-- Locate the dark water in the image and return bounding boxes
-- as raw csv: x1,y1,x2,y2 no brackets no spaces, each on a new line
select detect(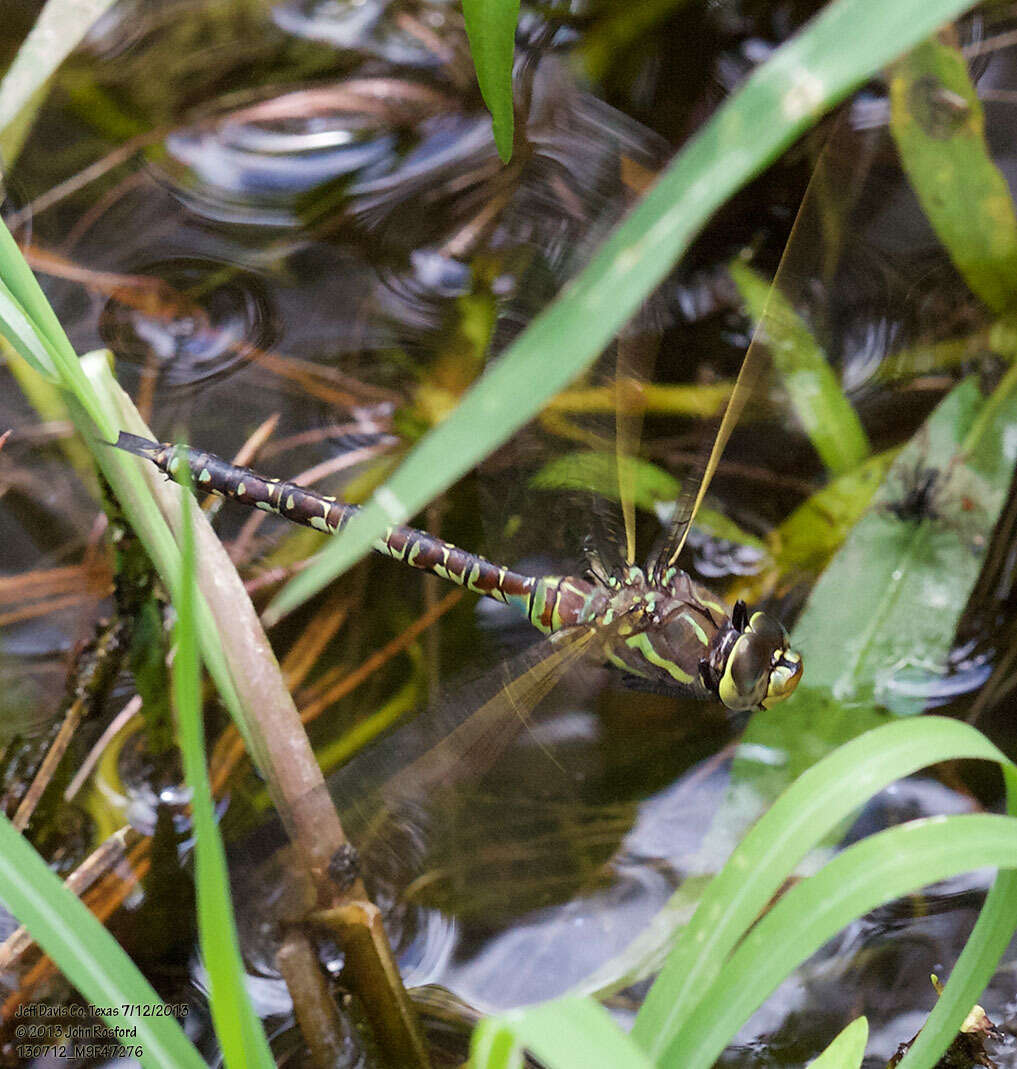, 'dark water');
3,1,1017,1066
